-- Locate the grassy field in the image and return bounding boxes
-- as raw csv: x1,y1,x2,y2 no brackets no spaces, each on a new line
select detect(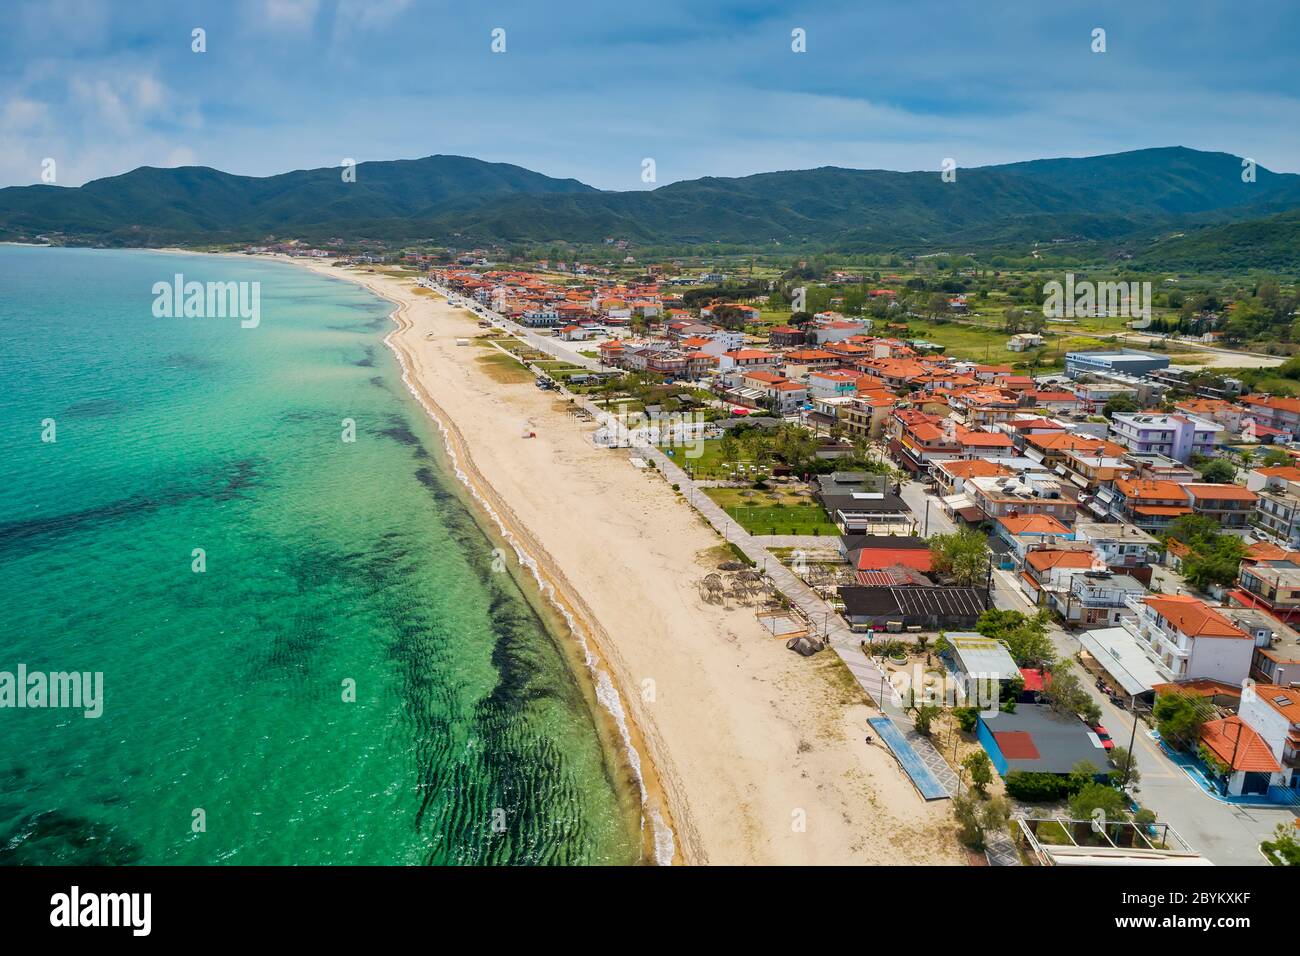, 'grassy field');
703,487,840,535
476,351,535,384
